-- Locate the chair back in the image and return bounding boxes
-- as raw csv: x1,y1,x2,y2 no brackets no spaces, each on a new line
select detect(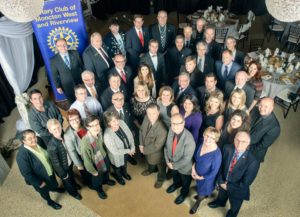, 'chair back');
287,25,300,44
215,27,229,44
249,38,264,51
